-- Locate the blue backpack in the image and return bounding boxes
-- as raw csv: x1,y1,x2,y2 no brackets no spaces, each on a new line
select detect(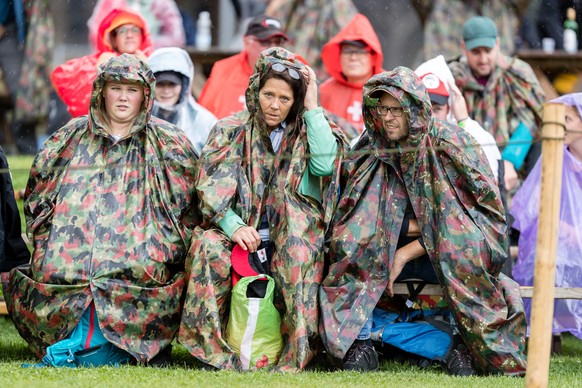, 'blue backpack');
24,304,133,368
371,281,453,363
